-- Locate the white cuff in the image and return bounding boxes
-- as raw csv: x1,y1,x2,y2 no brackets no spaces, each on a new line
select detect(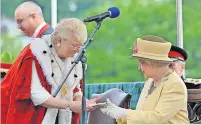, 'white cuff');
30,61,51,106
